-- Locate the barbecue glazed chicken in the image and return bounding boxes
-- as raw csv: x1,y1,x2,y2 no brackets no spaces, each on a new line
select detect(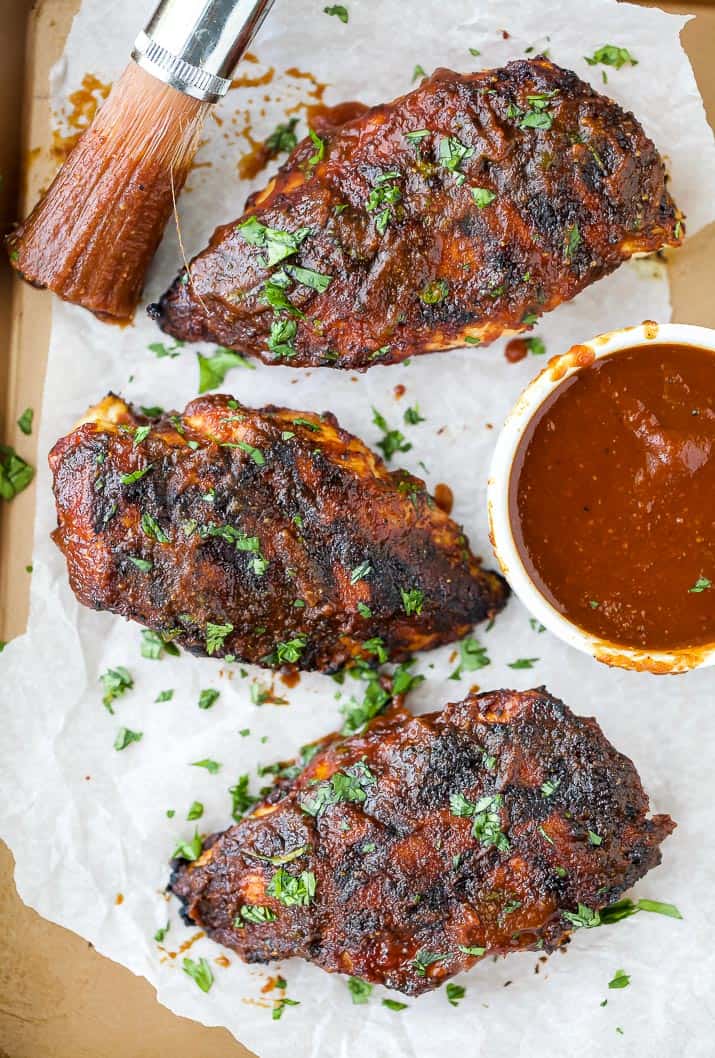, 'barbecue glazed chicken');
171,687,675,996
151,58,683,370
49,395,507,671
